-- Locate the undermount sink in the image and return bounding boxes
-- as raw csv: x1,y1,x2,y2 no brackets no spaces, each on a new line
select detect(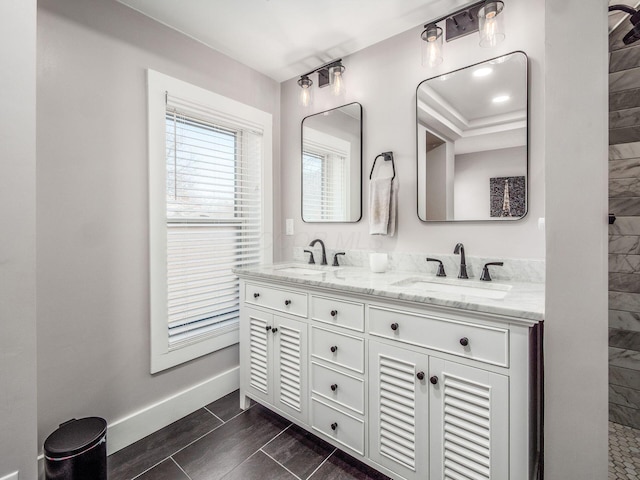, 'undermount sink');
392,277,512,300
276,266,326,276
